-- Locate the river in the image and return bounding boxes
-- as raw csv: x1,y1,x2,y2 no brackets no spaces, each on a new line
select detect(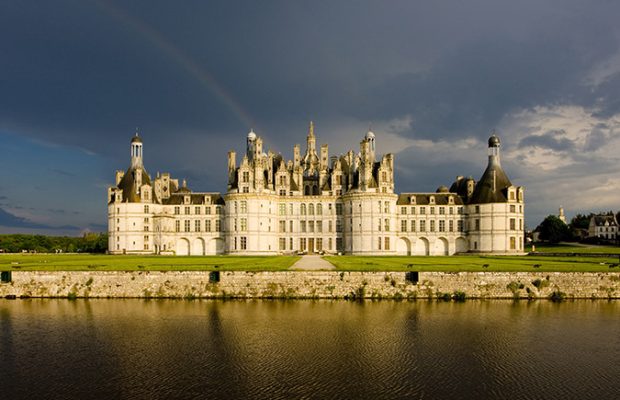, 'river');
1,299,619,399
